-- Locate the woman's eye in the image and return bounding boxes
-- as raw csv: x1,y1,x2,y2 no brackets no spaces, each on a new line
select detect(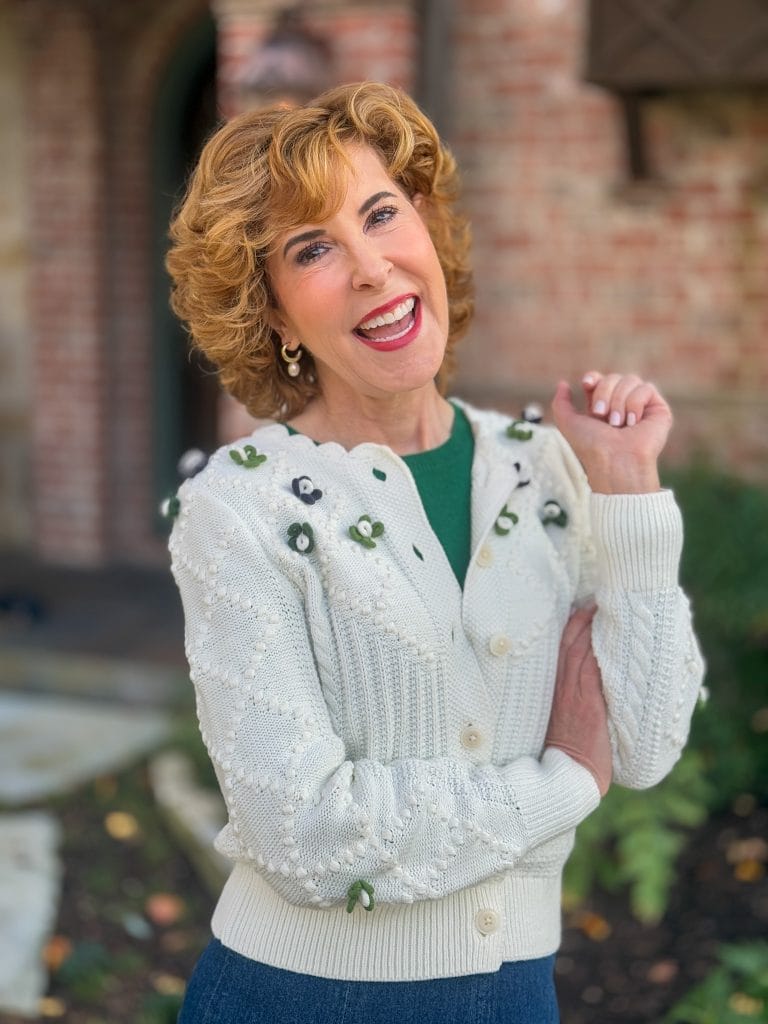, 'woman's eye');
295,242,329,265
367,205,398,228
